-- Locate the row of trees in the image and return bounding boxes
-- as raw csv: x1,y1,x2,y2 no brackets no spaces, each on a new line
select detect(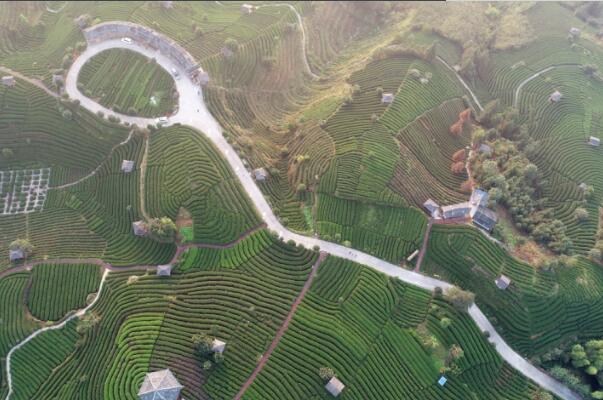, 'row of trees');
533,339,603,398
471,103,574,254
